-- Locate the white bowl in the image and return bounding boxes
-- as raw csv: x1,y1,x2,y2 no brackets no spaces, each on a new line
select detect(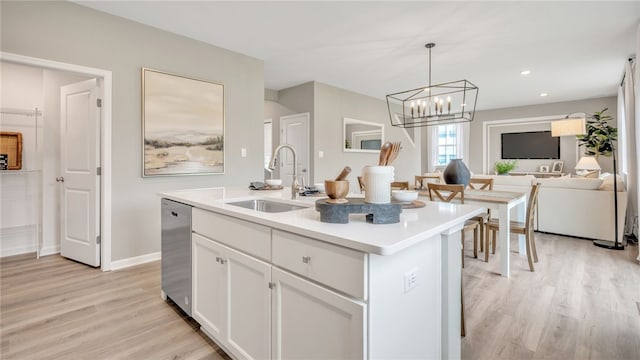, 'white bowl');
314,182,325,192
265,179,282,186
392,190,418,202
